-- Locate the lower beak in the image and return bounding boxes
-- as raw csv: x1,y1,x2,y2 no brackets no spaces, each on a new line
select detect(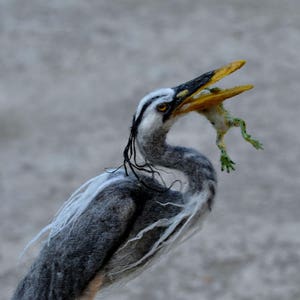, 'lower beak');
173,60,253,116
